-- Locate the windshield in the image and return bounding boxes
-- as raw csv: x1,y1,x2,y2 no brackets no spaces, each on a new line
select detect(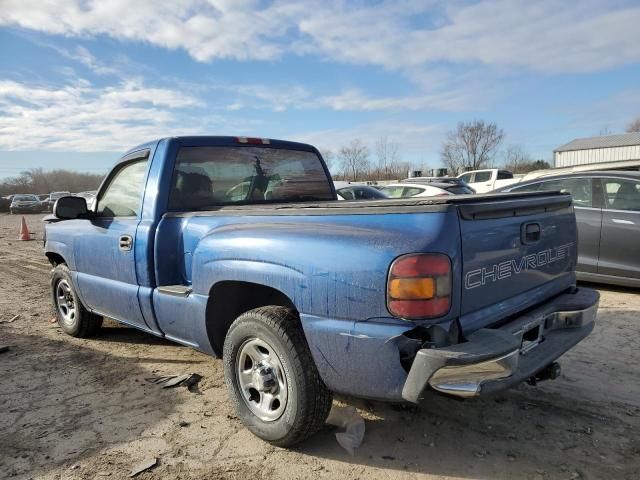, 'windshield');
168,146,333,210
13,194,38,201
